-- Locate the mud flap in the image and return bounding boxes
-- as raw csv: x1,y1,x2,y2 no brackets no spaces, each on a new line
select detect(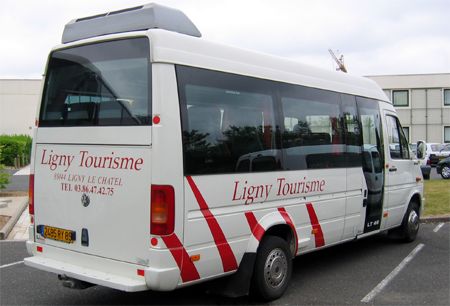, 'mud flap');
207,253,256,297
